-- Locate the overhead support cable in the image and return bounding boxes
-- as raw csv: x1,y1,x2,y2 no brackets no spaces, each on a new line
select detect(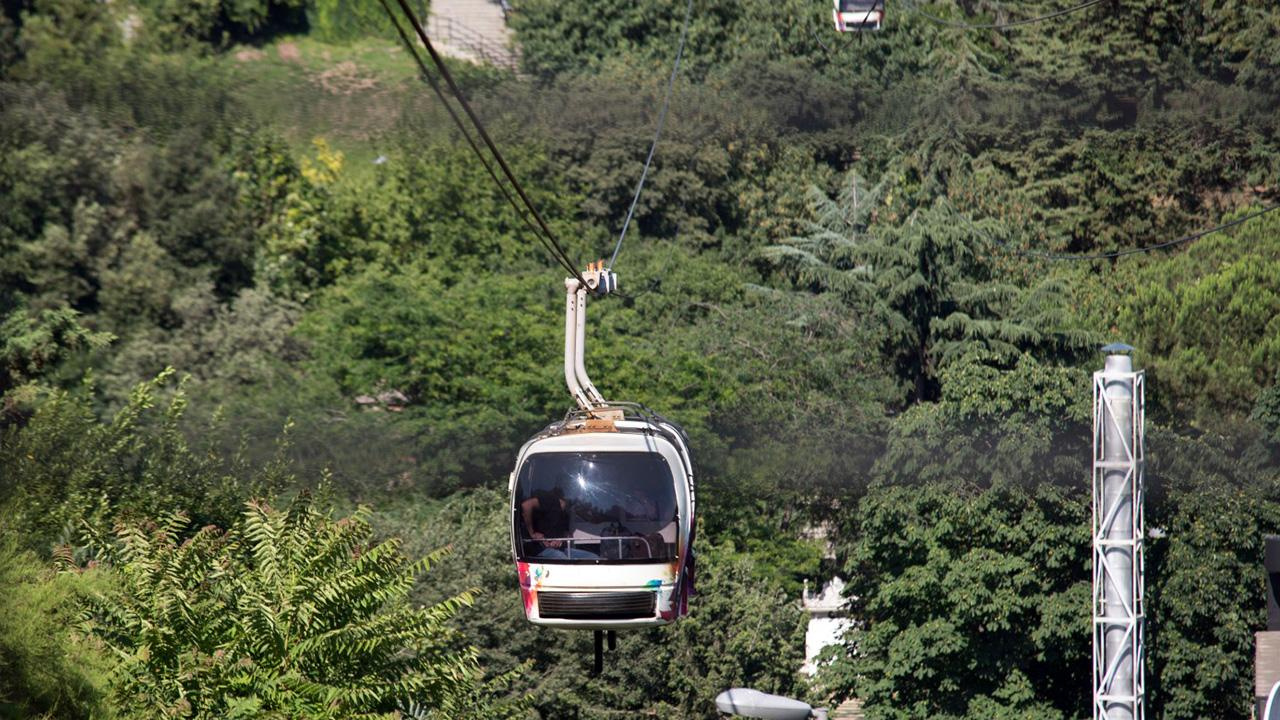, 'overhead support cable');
607,0,693,270
1004,202,1280,261
856,1,884,30
906,0,1106,30
377,0,578,277
811,27,834,52
384,0,589,286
